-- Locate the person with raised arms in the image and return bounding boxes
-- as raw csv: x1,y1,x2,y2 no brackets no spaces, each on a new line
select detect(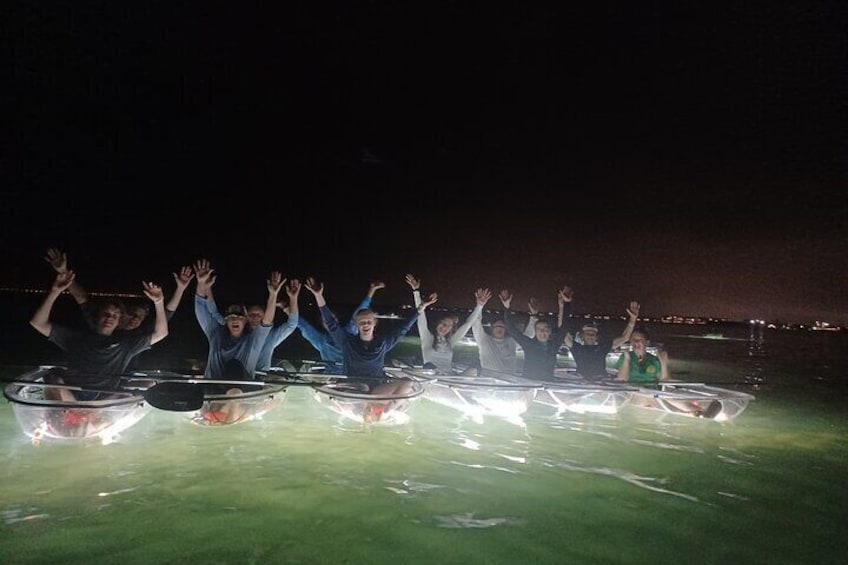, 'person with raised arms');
472,288,537,375
405,273,487,375
614,325,669,384
499,288,568,380
192,258,286,380
303,276,435,378
192,258,301,372
291,280,387,371
44,248,194,334
29,269,169,401
559,287,641,379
